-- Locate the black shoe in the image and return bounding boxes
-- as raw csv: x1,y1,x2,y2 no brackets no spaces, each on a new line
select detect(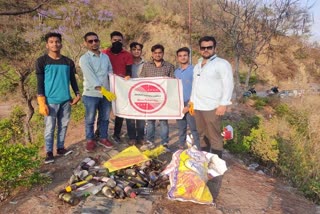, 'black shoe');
45,152,54,164
111,135,121,143
57,148,73,156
